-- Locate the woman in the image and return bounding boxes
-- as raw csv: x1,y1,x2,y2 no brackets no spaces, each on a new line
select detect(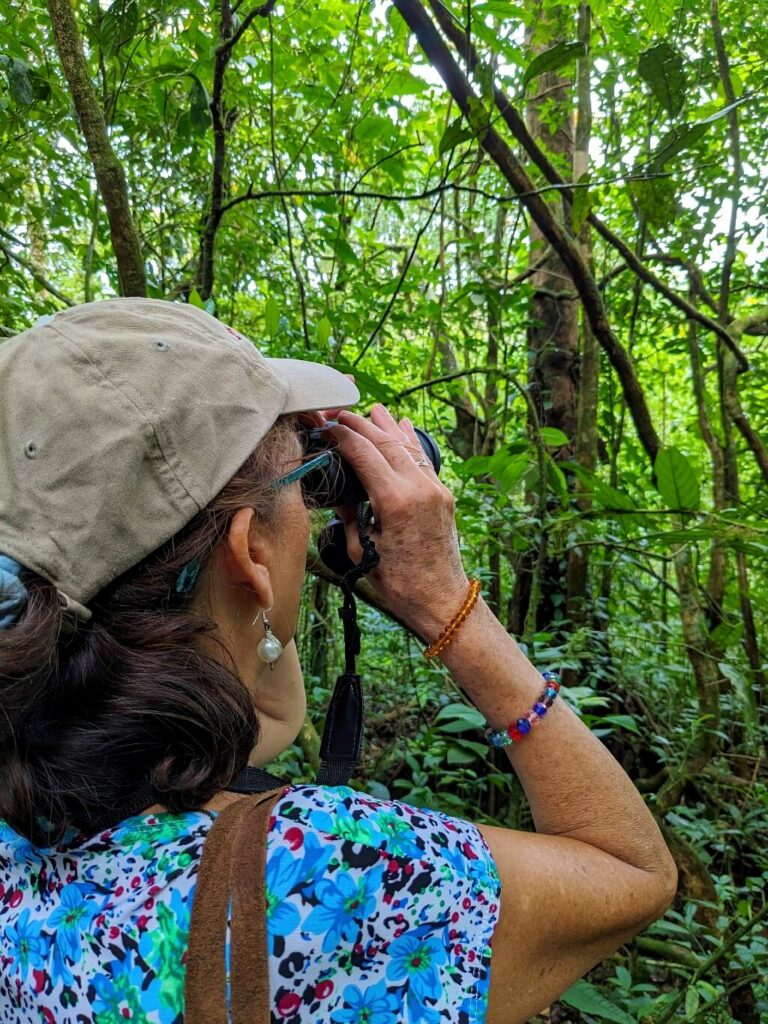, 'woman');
0,299,676,1024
